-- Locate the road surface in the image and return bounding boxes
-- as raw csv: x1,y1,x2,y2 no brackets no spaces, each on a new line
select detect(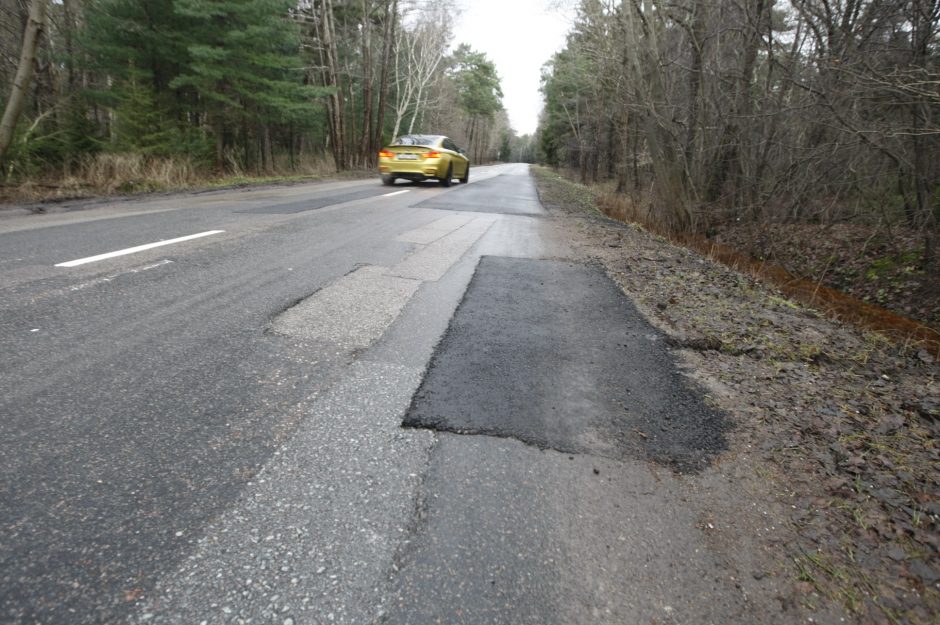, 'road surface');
1,165,787,624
